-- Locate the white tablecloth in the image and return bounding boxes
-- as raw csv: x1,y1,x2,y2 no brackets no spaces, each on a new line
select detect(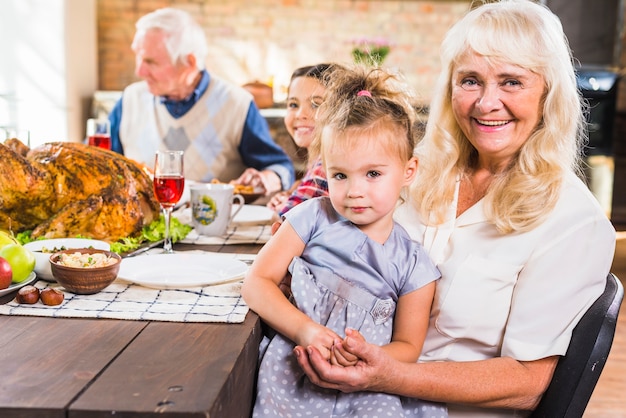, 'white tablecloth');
0,250,254,323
